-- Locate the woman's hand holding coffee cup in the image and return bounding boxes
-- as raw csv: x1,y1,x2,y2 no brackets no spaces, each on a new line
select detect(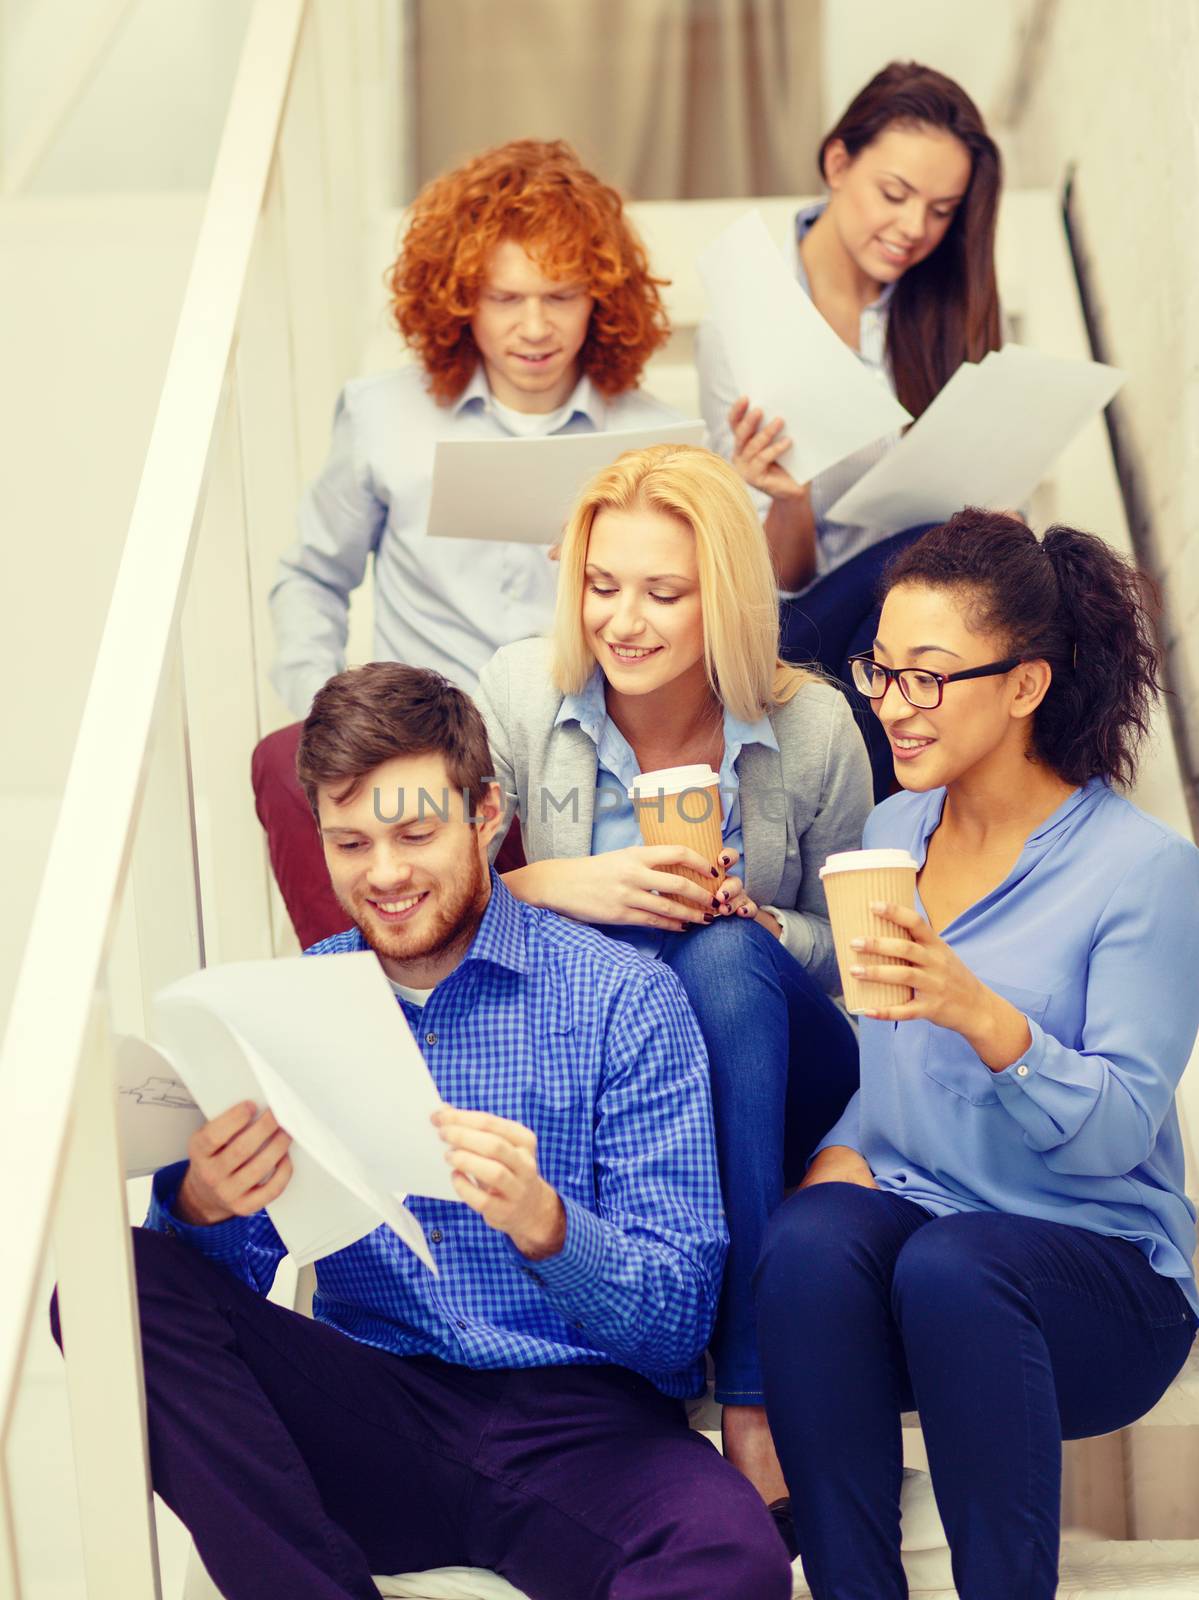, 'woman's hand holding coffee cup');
526,847,721,932
849,902,1033,1071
